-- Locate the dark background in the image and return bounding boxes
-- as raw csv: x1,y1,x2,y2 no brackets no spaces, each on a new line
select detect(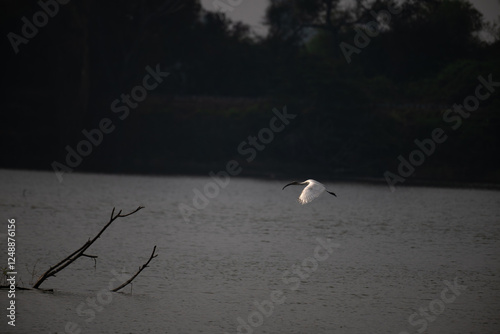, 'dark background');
1,0,499,183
